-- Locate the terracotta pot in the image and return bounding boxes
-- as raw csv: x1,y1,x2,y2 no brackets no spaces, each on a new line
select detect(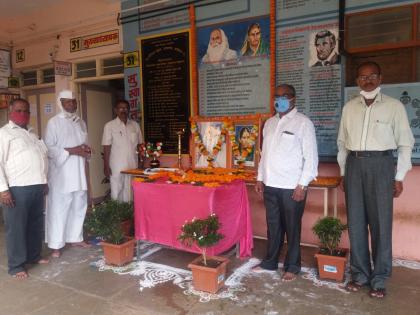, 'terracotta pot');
120,220,133,237
315,249,348,282
188,255,229,293
100,238,136,266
